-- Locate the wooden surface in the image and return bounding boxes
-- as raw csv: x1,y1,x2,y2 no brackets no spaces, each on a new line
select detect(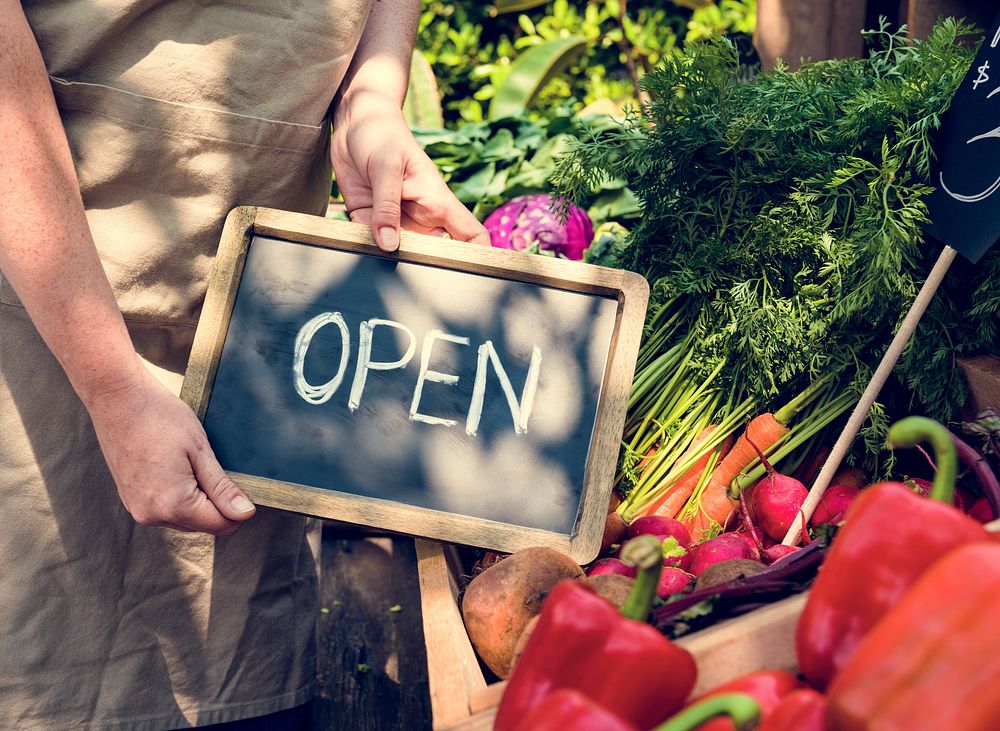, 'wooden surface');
182,207,649,563
313,527,432,731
